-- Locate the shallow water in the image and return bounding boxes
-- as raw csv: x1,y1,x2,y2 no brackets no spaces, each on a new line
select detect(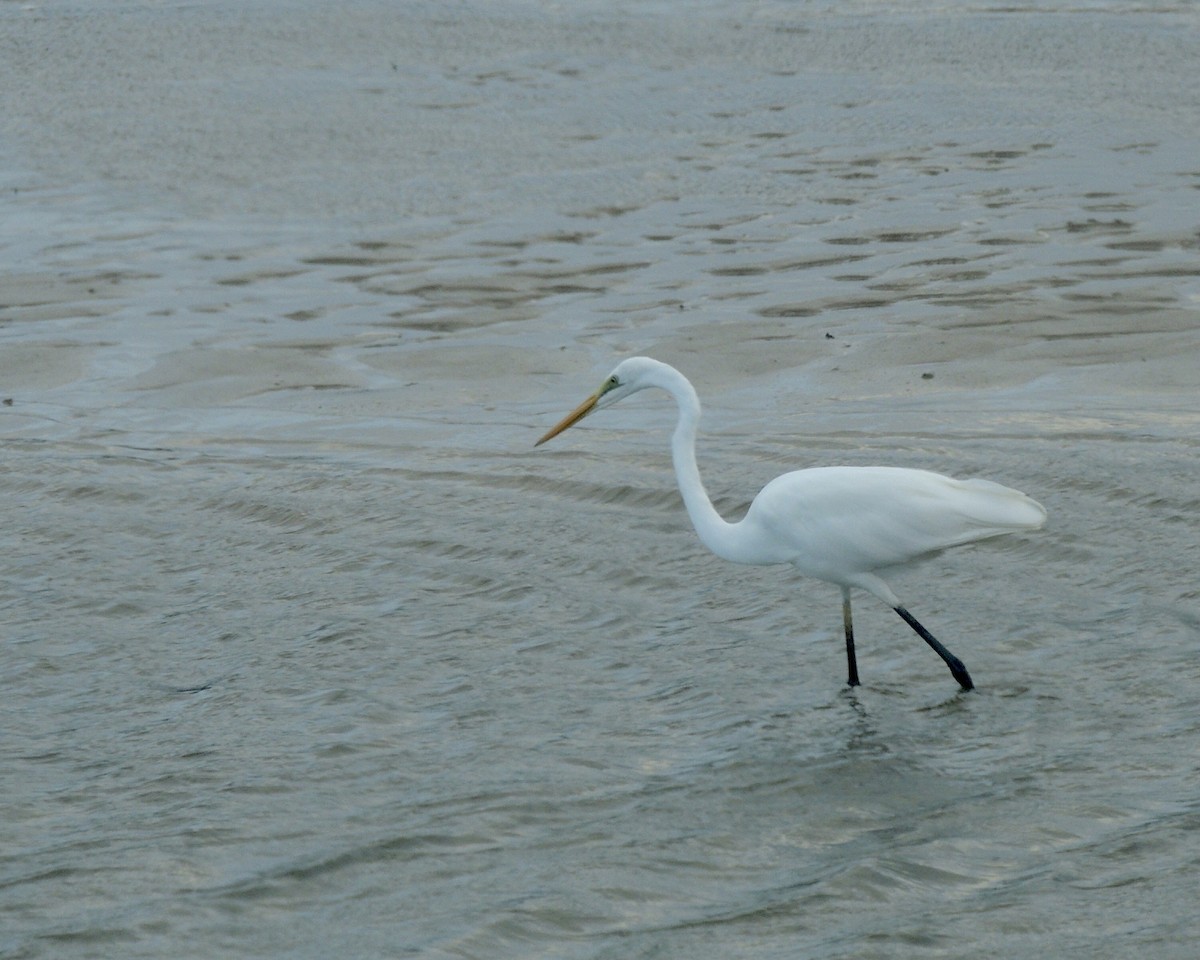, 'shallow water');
2,2,1199,958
